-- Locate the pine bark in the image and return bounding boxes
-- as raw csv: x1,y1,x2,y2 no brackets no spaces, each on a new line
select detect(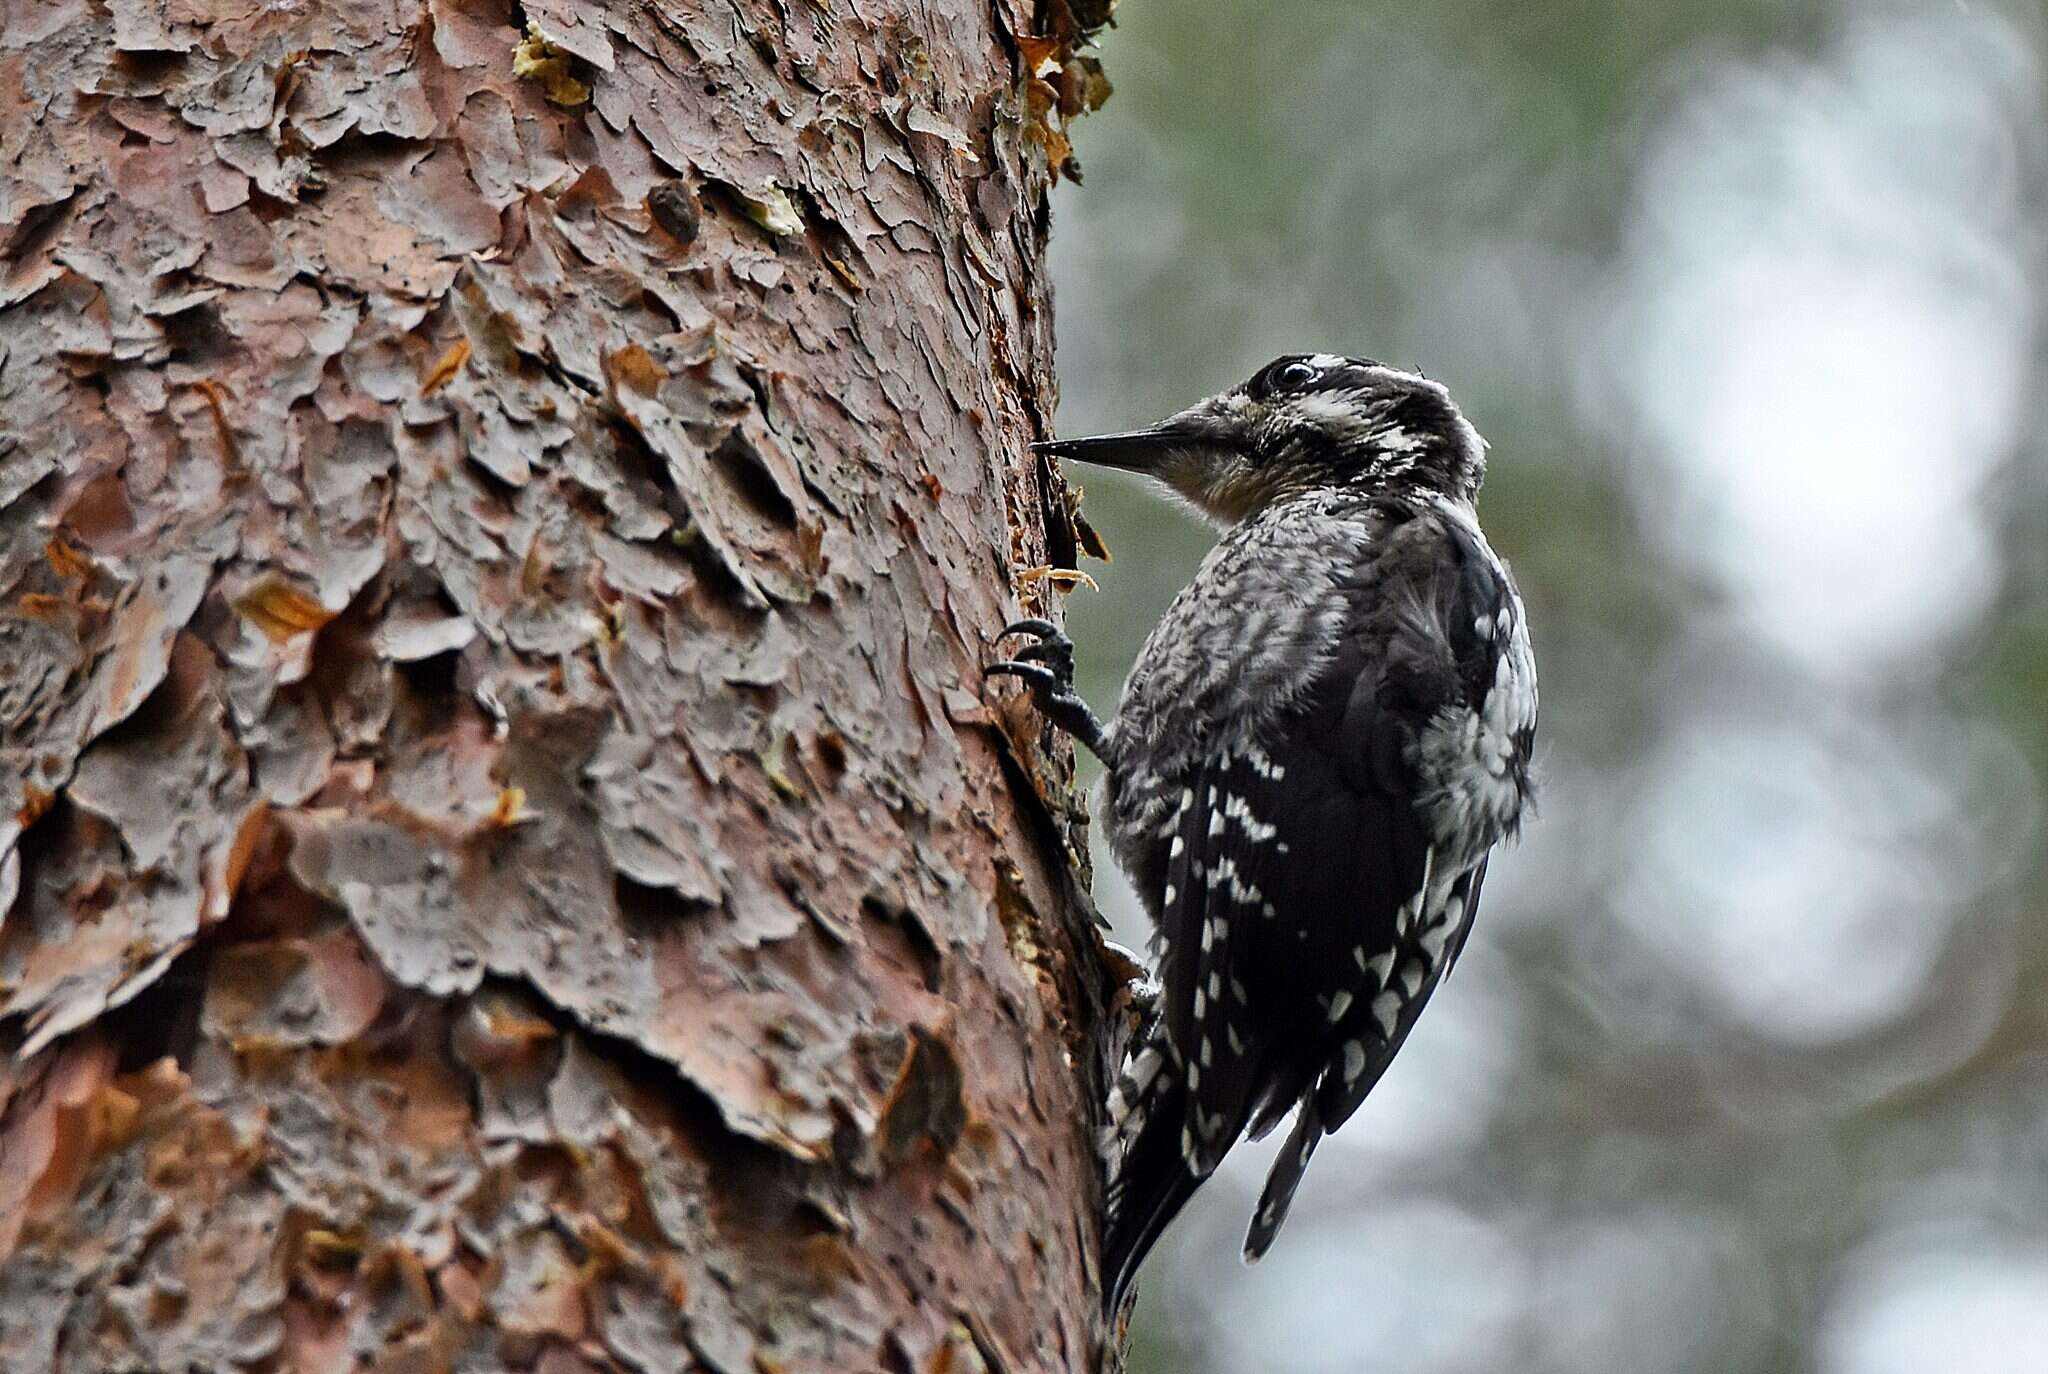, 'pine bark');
0,0,1119,1369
